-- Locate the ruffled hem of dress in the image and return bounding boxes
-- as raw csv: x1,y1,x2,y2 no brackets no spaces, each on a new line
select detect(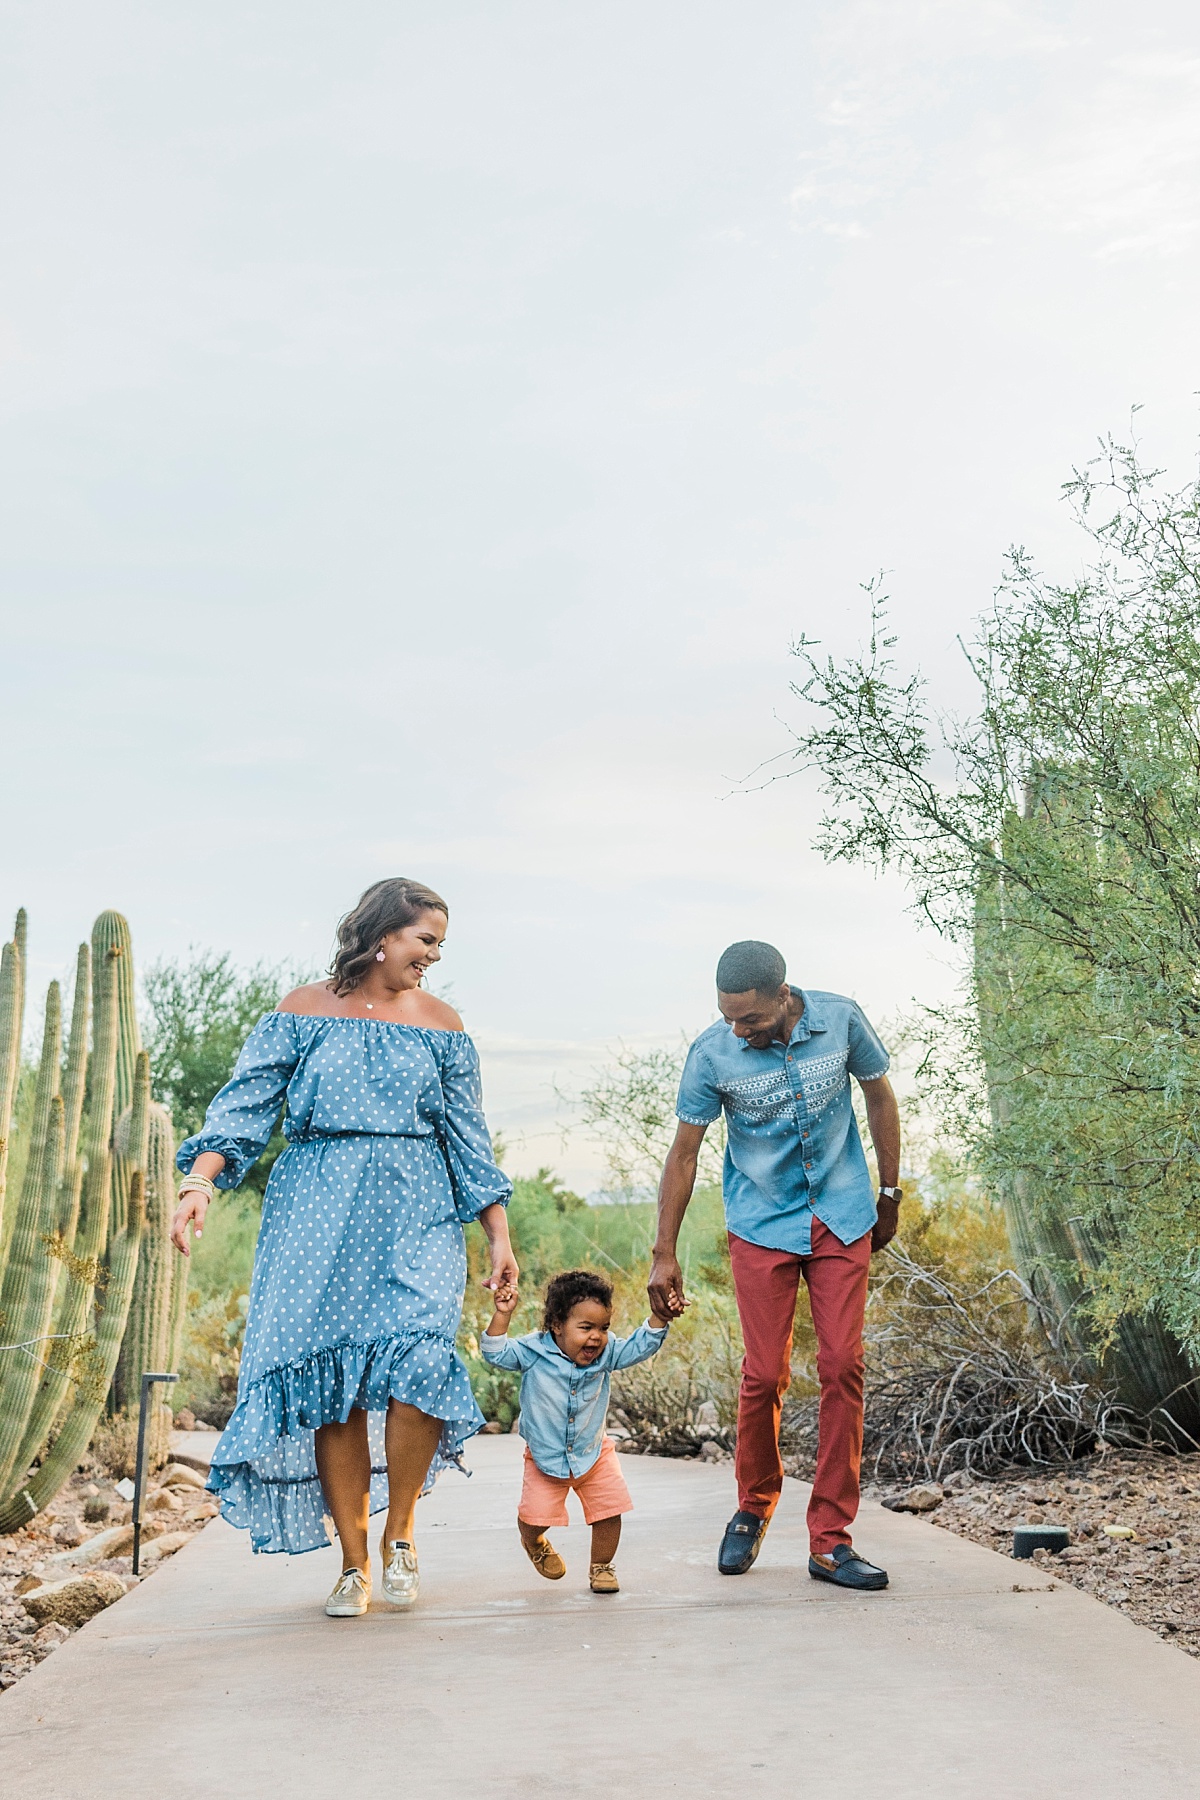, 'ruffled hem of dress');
206,1330,484,1554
